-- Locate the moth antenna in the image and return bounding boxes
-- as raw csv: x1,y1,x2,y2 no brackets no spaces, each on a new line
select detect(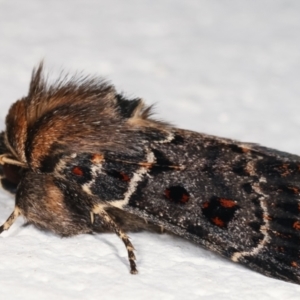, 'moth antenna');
92,205,138,274
0,207,21,233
